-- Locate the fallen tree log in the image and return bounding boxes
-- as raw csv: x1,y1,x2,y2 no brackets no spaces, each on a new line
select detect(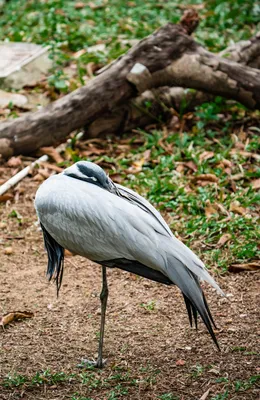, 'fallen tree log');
0,12,260,157
87,34,260,137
